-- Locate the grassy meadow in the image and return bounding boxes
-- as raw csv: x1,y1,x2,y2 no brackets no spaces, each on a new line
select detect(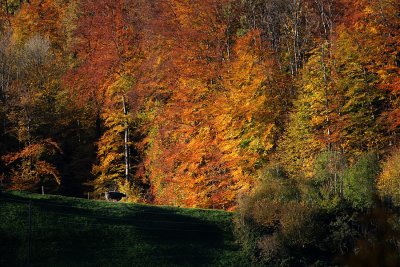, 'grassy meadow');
0,191,249,267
